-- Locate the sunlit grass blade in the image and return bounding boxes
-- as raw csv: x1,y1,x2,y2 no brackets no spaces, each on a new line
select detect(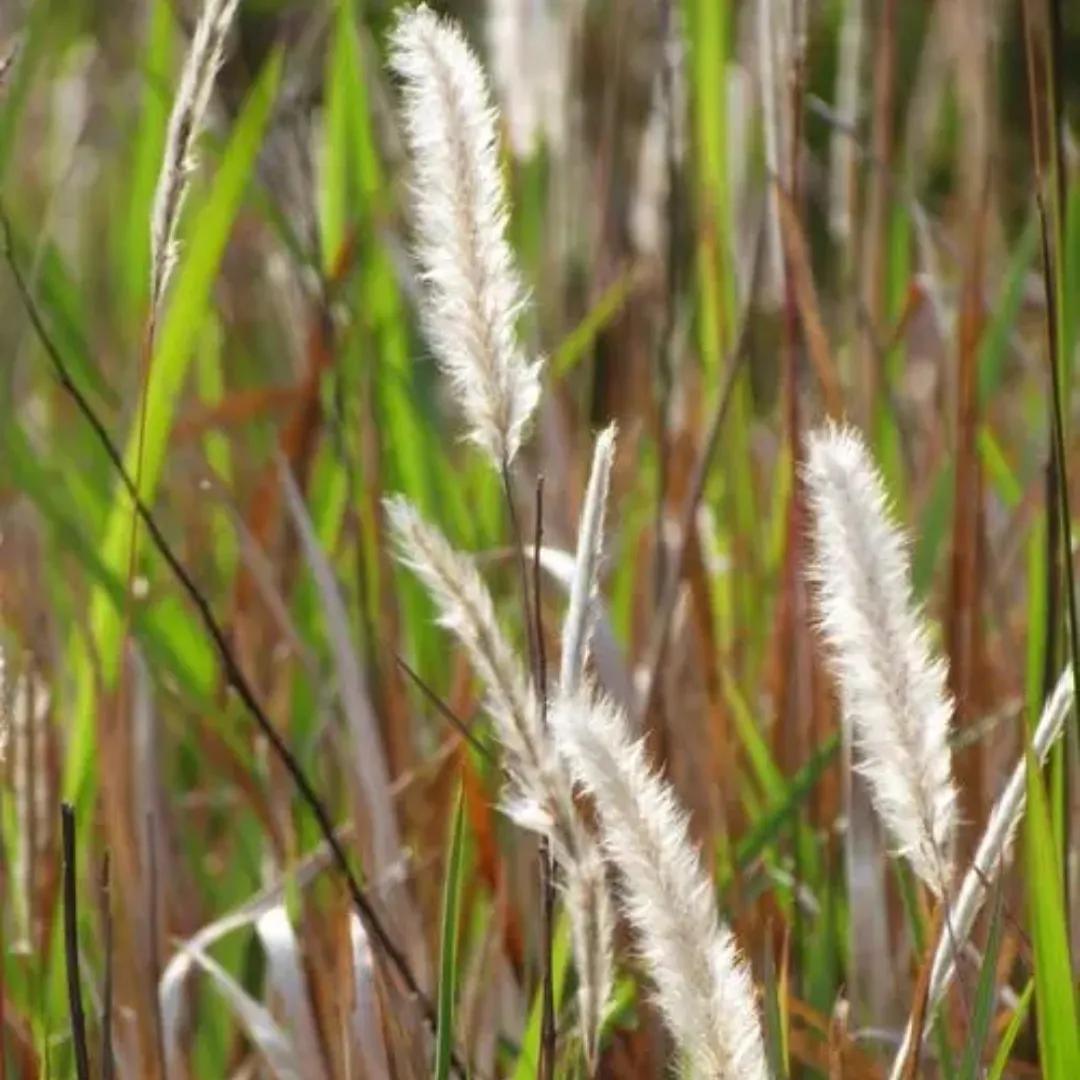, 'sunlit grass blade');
1023,749,1080,1078
957,881,1004,1080
986,979,1033,1080
512,915,570,1080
